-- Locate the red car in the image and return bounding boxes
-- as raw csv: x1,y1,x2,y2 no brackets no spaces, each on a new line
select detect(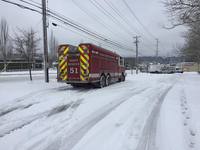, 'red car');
58,43,126,88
